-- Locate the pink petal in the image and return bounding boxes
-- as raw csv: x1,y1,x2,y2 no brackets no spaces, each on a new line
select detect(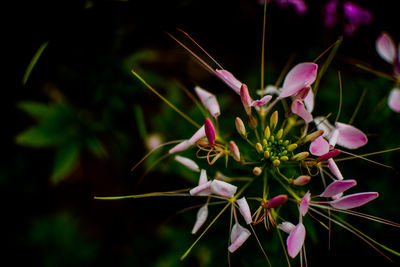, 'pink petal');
204,118,216,145
168,140,192,154
319,179,357,198
266,194,288,209
303,86,314,112
210,180,237,198
328,158,343,180
277,222,296,234
228,223,251,253
376,32,396,64
191,205,208,234
335,122,368,149
299,191,310,216
279,63,318,99
287,223,306,258
189,181,212,196
188,125,206,144
240,84,252,115
215,69,242,94
237,197,252,224
198,169,208,185
291,99,313,123
388,88,400,112
328,129,339,148
309,136,330,156
251,95,273,106
329,192,379,210
175,155,200,172
195,86,221,118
